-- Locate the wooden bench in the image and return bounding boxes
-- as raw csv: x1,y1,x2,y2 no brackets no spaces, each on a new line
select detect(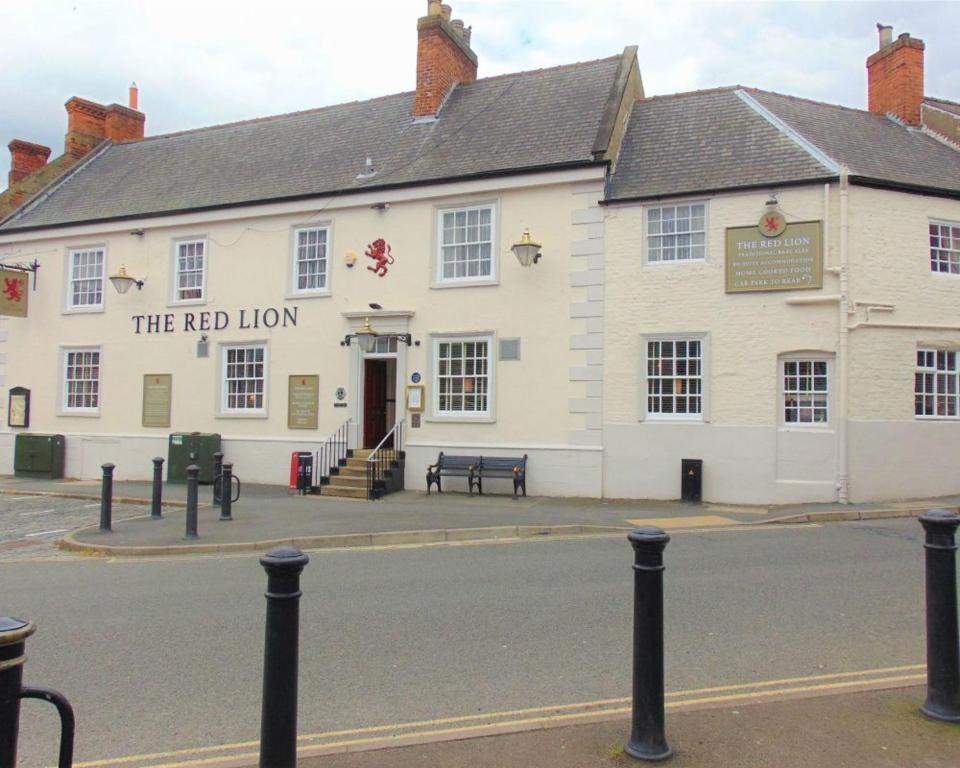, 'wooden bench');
426,453,528,499
426,453,481,495
476,455,528,499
